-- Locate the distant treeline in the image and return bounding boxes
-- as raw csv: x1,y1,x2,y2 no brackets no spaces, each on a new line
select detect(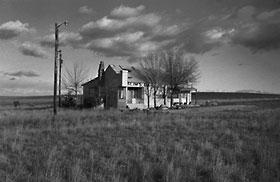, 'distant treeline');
193,92,280,100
